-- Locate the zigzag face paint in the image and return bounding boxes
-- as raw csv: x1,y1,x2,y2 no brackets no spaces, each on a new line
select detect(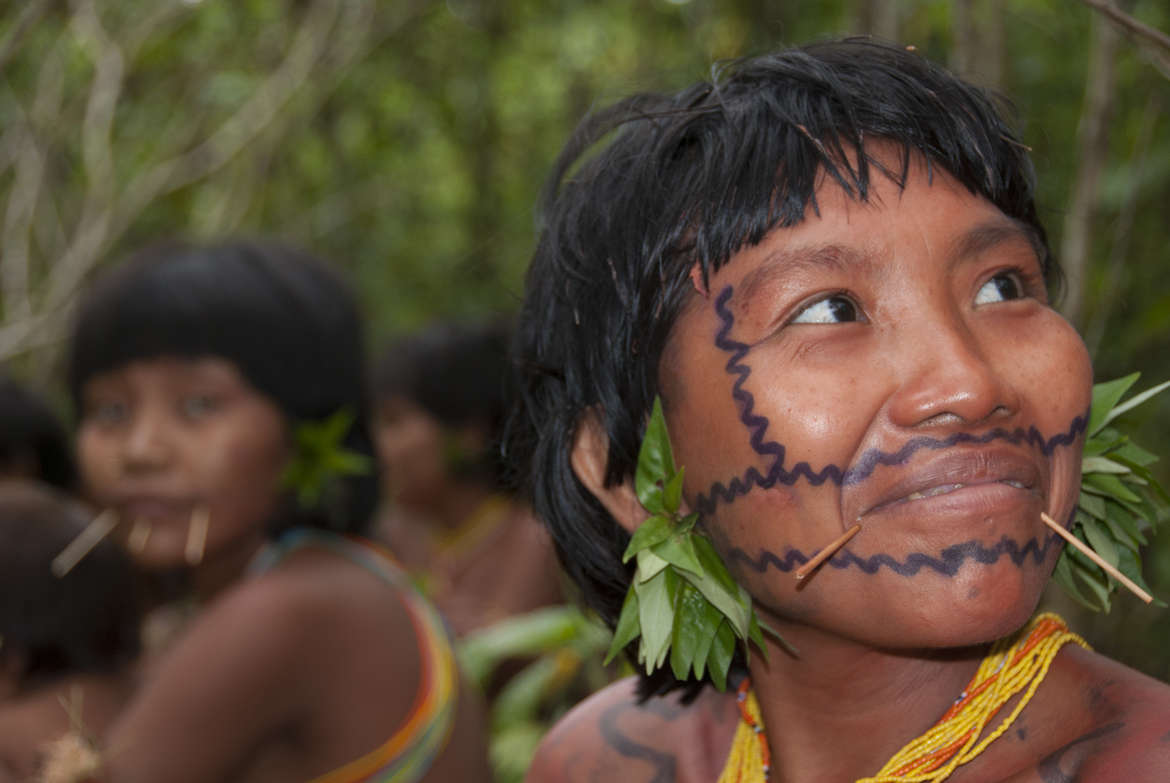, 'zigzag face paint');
657,150,1092,647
